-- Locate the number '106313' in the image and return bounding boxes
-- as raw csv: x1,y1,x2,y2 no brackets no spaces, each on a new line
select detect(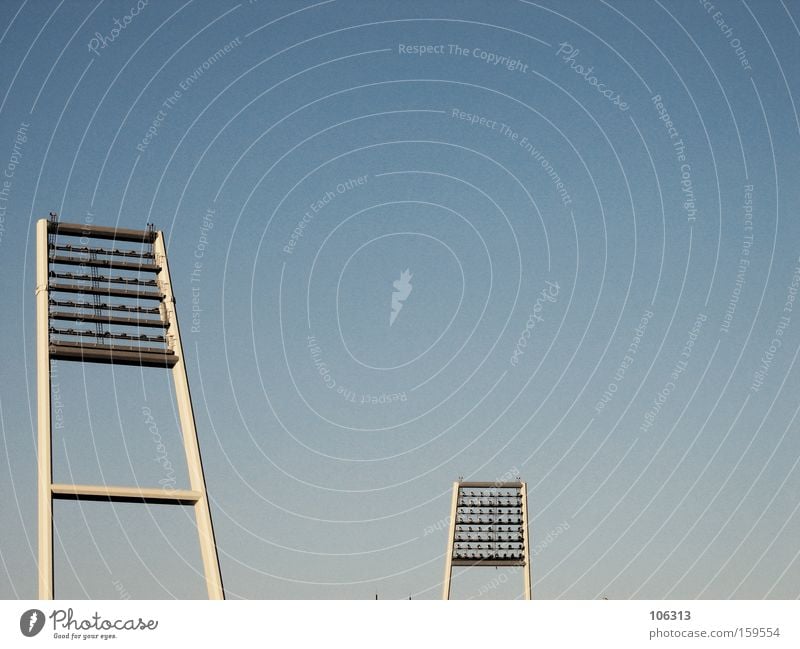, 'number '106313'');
650,611,691,621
